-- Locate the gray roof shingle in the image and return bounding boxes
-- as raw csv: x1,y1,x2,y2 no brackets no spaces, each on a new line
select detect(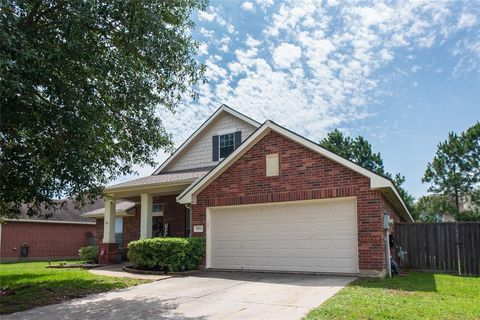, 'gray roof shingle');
106,169,210,190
